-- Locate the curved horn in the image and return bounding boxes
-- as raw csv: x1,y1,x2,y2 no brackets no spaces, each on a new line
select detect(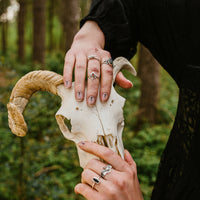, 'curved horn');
112,57,137,84
7,70,63,137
